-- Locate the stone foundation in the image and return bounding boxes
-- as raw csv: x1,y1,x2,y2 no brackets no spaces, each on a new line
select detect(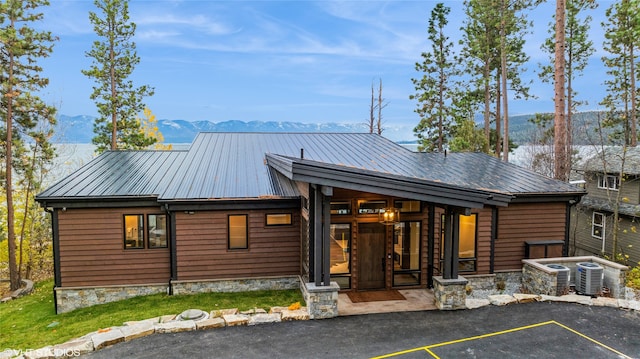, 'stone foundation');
301,281,339,319
433,276,468,310
55,284,168,313
464,271,523,298
171,276,299,295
